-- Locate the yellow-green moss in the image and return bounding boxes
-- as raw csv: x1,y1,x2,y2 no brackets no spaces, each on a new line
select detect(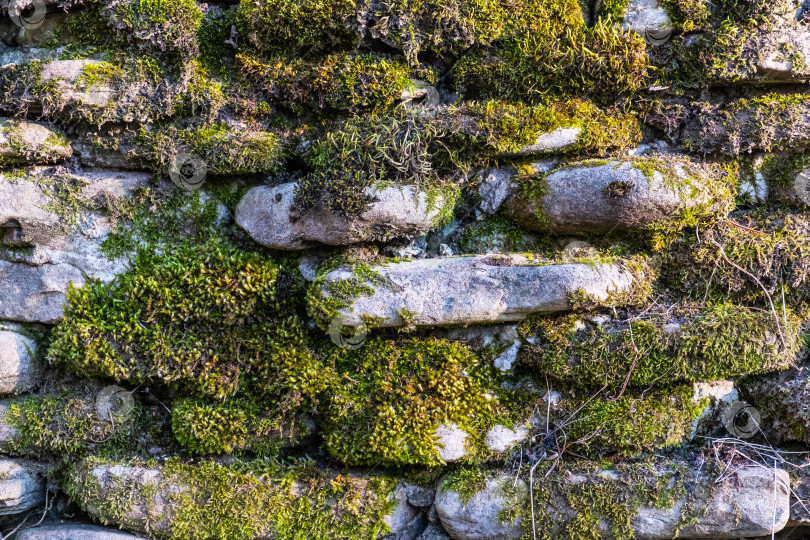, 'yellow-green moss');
563,386,707,457
135,124,286,175
48,243,329,402
322,337,530,465
521,304,801,390
66,456,399,540
104,0,203,58
171,398,314,455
